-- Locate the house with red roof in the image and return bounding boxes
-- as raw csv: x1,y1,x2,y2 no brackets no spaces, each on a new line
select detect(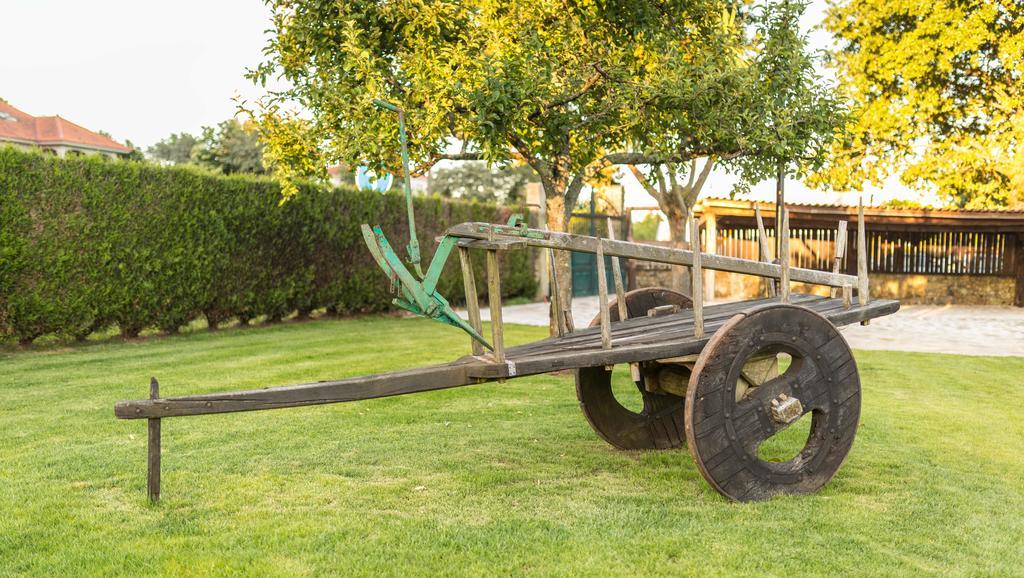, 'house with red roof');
0,100,132,158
